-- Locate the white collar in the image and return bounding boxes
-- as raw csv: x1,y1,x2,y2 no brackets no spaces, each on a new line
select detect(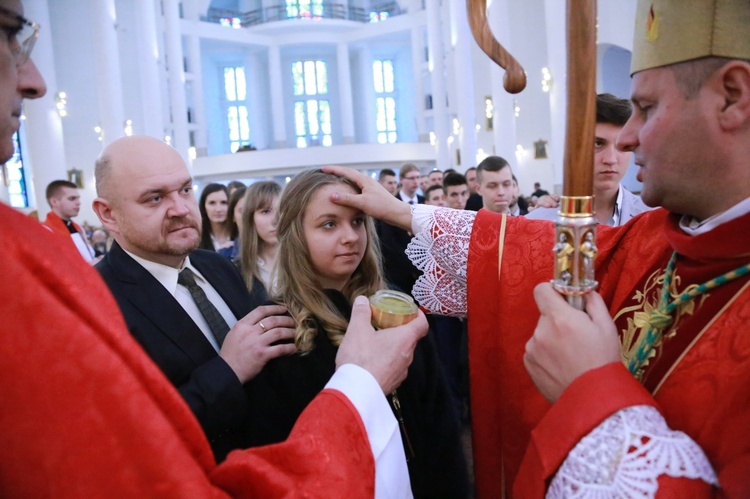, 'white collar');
399,190,419,204
611,185,624,226
679,196,750,236
123,249,205,296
